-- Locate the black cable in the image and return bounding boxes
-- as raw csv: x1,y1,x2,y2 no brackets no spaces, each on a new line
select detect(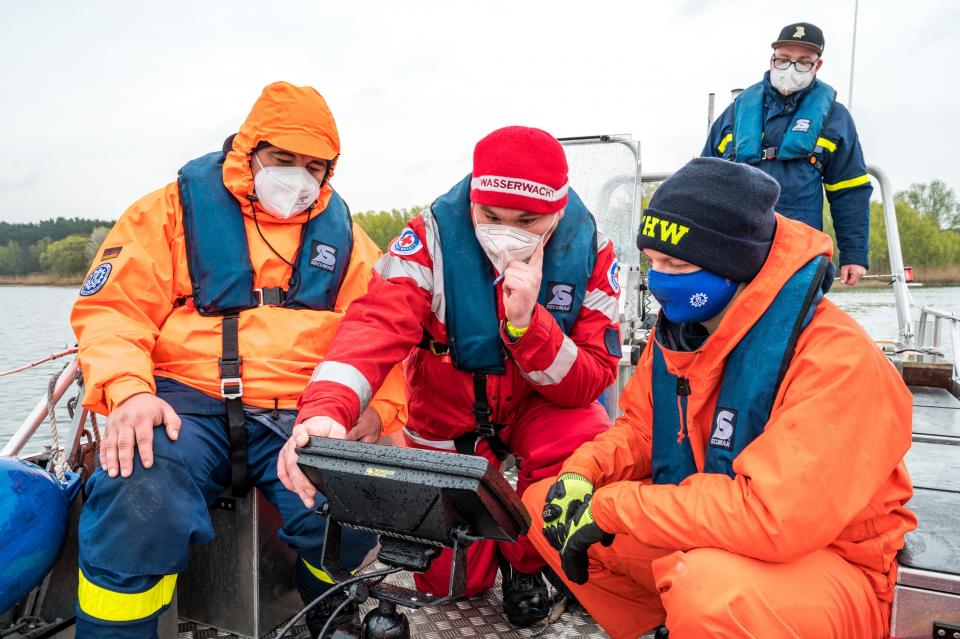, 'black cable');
316,592,355,639
273,566,403,639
